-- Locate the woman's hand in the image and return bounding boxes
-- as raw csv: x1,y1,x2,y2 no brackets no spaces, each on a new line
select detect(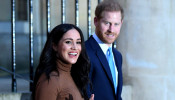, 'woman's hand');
89,94,94,100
